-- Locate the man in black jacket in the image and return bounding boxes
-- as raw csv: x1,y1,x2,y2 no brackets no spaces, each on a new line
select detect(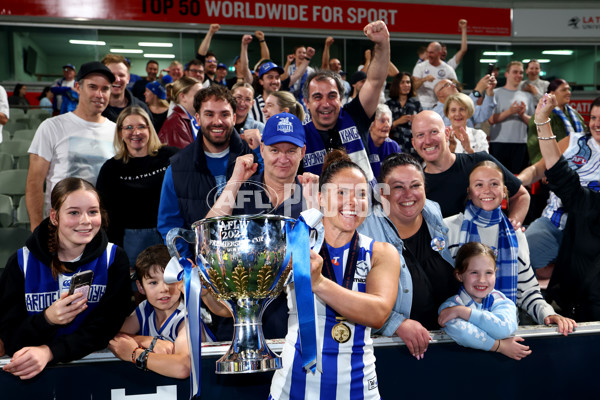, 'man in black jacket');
157,85,254,257
101,54,153,125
